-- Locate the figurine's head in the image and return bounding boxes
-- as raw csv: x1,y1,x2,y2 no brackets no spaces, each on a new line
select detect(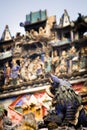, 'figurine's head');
5,62,9,67
61,50,66,56
81,48,85,54
53,50,58,57
71,46,76,53
46,73,60,88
